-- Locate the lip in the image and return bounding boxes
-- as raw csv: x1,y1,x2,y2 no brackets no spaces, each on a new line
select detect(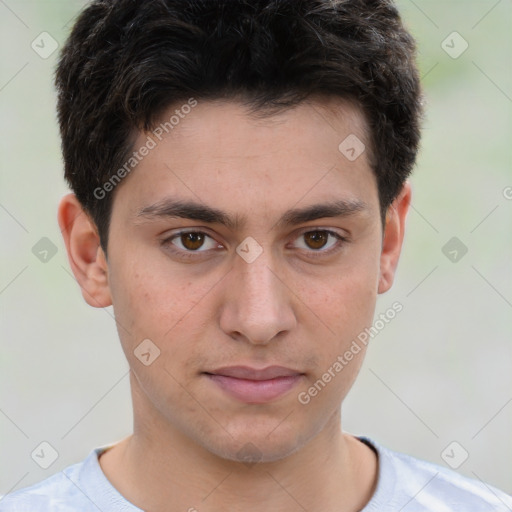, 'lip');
204,365,304,403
